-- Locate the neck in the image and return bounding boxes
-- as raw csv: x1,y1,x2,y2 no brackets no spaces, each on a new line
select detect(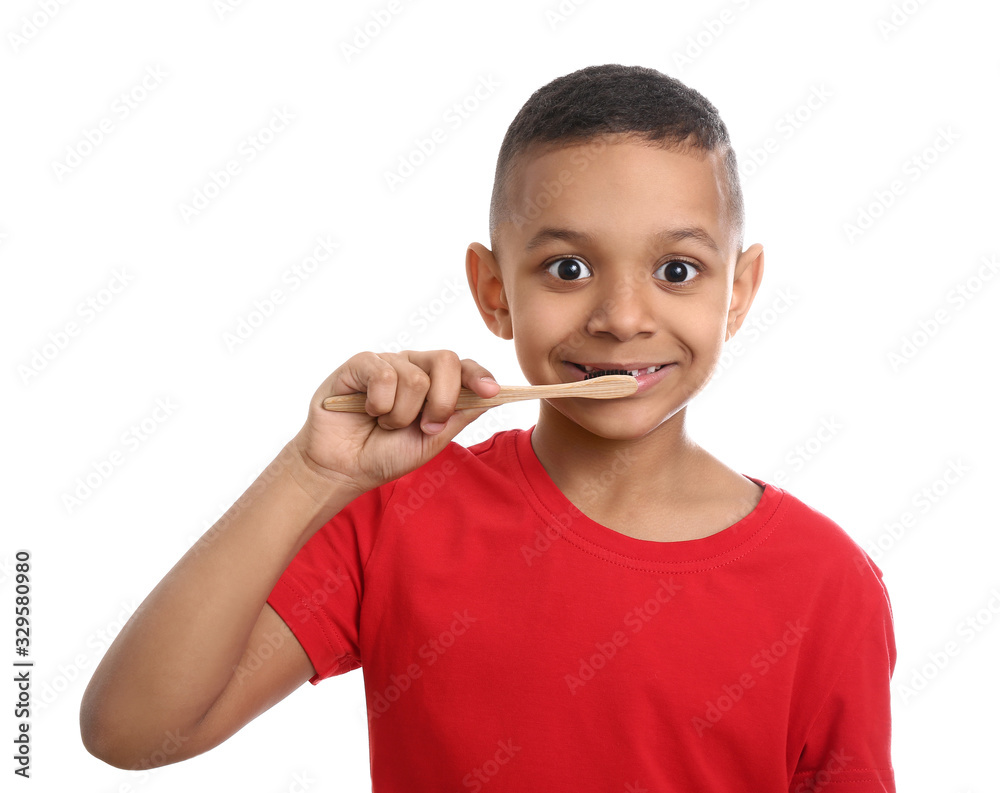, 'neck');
530,401,710,512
